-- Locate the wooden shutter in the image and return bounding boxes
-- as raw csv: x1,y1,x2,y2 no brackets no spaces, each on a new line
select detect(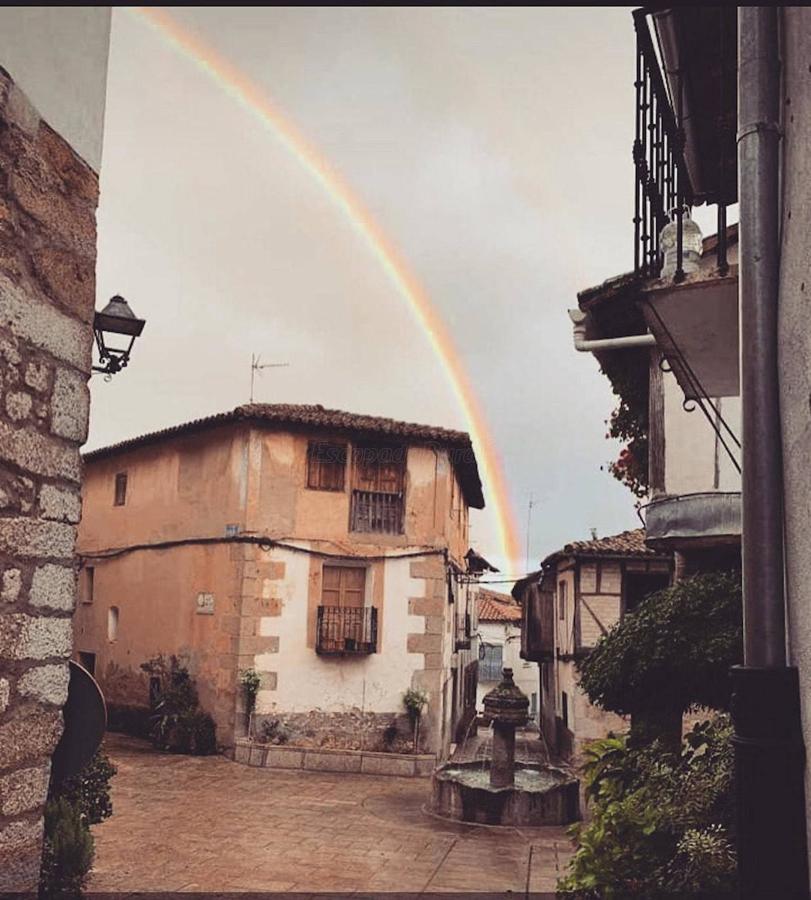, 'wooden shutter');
307,442,346,491
322,565,366,608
